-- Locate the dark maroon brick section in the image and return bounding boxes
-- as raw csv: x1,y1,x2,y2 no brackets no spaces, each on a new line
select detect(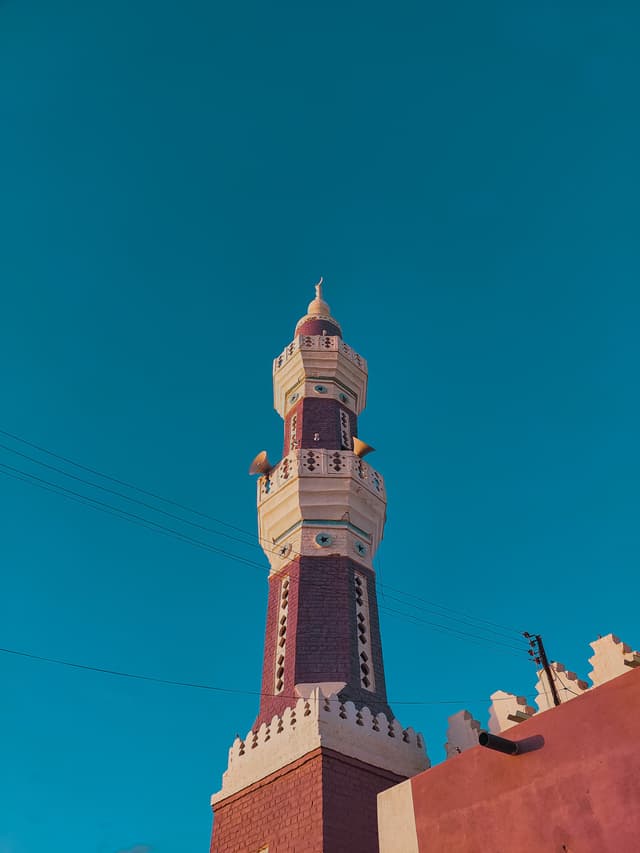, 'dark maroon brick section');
211,749,324,853
255,556,392,729
321,749,406,853
282,397,358,454
296,318,342,337
283,397,303,454
255,564,302,728
341,564,391,715
211,746,405,853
